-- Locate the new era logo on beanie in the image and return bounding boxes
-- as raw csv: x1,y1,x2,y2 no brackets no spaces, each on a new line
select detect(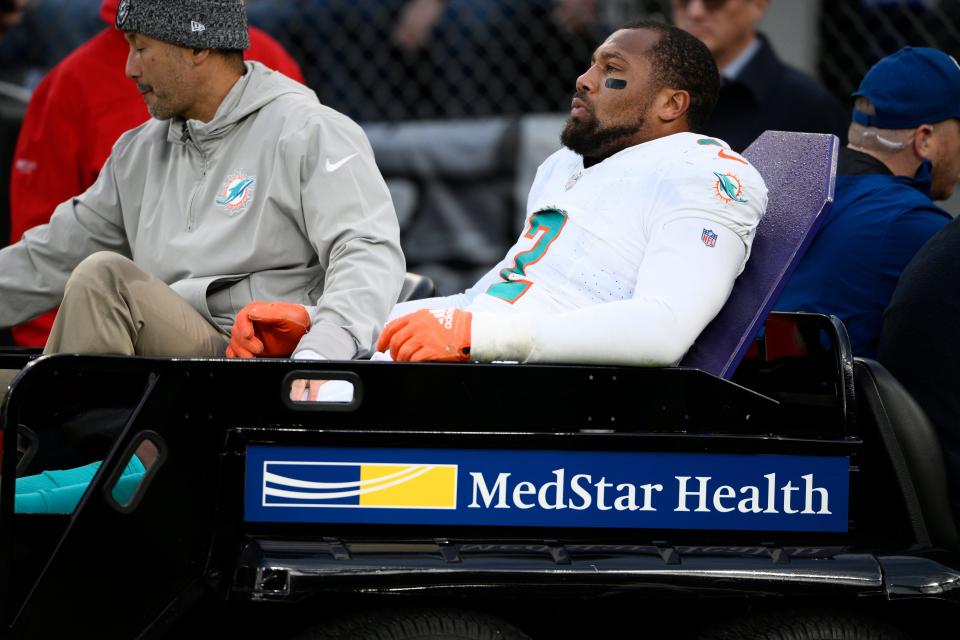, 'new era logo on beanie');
117,0,130,24
116,0,249,51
